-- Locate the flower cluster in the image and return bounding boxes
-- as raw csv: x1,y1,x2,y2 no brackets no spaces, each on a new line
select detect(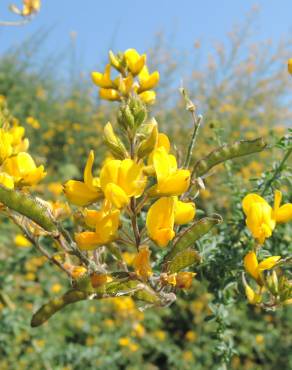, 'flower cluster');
242,191,292,307
91,49,159,104
10,0,41,17
0,99,46,190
